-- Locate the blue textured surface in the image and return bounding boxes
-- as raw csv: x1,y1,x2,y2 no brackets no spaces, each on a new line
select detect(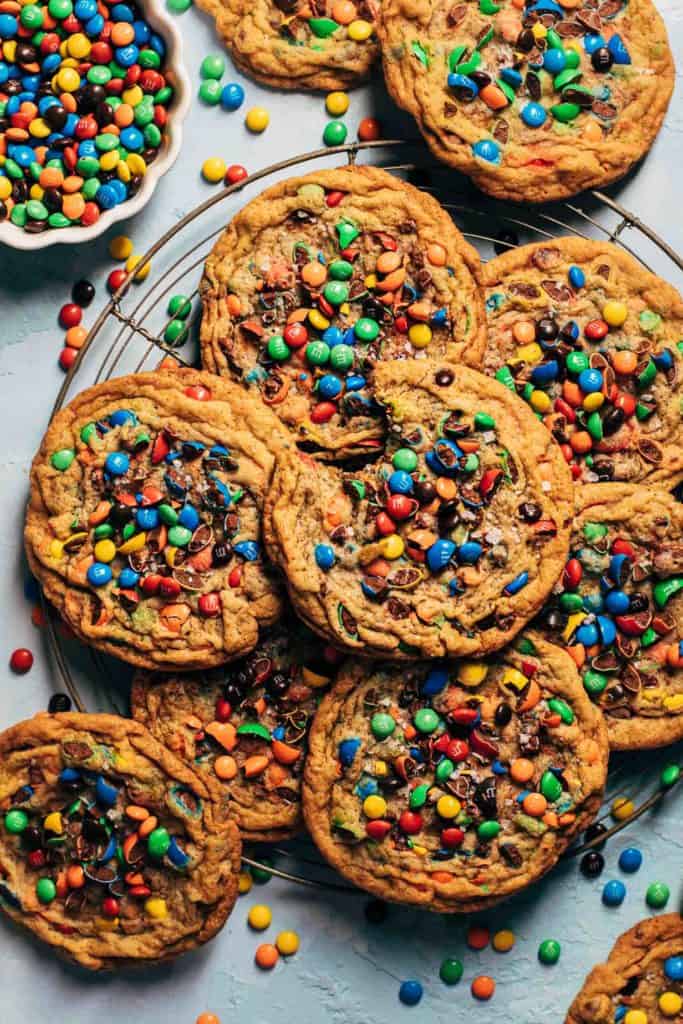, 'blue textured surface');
0,2,682,1021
